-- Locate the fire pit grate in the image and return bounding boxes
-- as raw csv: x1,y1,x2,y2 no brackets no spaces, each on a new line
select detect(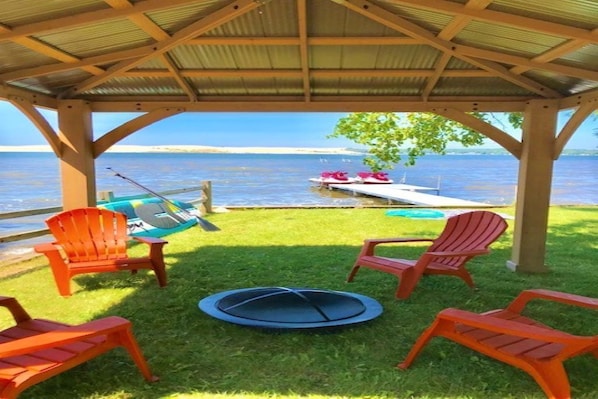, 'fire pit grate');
199,287,383,331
